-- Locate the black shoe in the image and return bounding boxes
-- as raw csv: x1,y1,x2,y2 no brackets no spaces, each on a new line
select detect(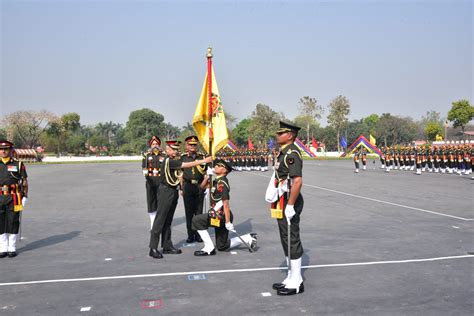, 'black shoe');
272,282,286,290
250,239,257,251
149,248,163,259
7,251,17,258
250,233,258,240
194,249,216,256
186,236,195,243
162,247,182,254
277,283,304,296
195,235,203,243
0,252,7,258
